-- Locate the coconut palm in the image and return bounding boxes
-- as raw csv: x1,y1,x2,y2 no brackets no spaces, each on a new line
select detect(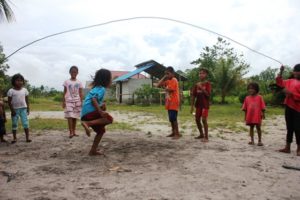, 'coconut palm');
0,0,14,22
